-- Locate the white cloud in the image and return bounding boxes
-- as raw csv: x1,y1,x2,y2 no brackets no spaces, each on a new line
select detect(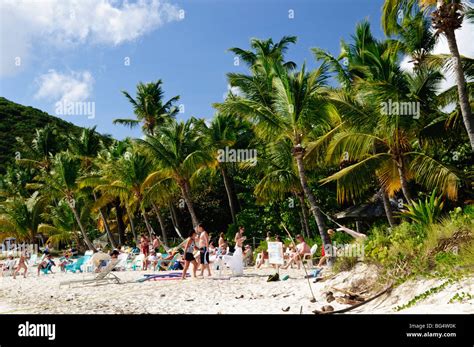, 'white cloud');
223,84,243,99
433,20,474,92
34,70,94,104
0,0,182,76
